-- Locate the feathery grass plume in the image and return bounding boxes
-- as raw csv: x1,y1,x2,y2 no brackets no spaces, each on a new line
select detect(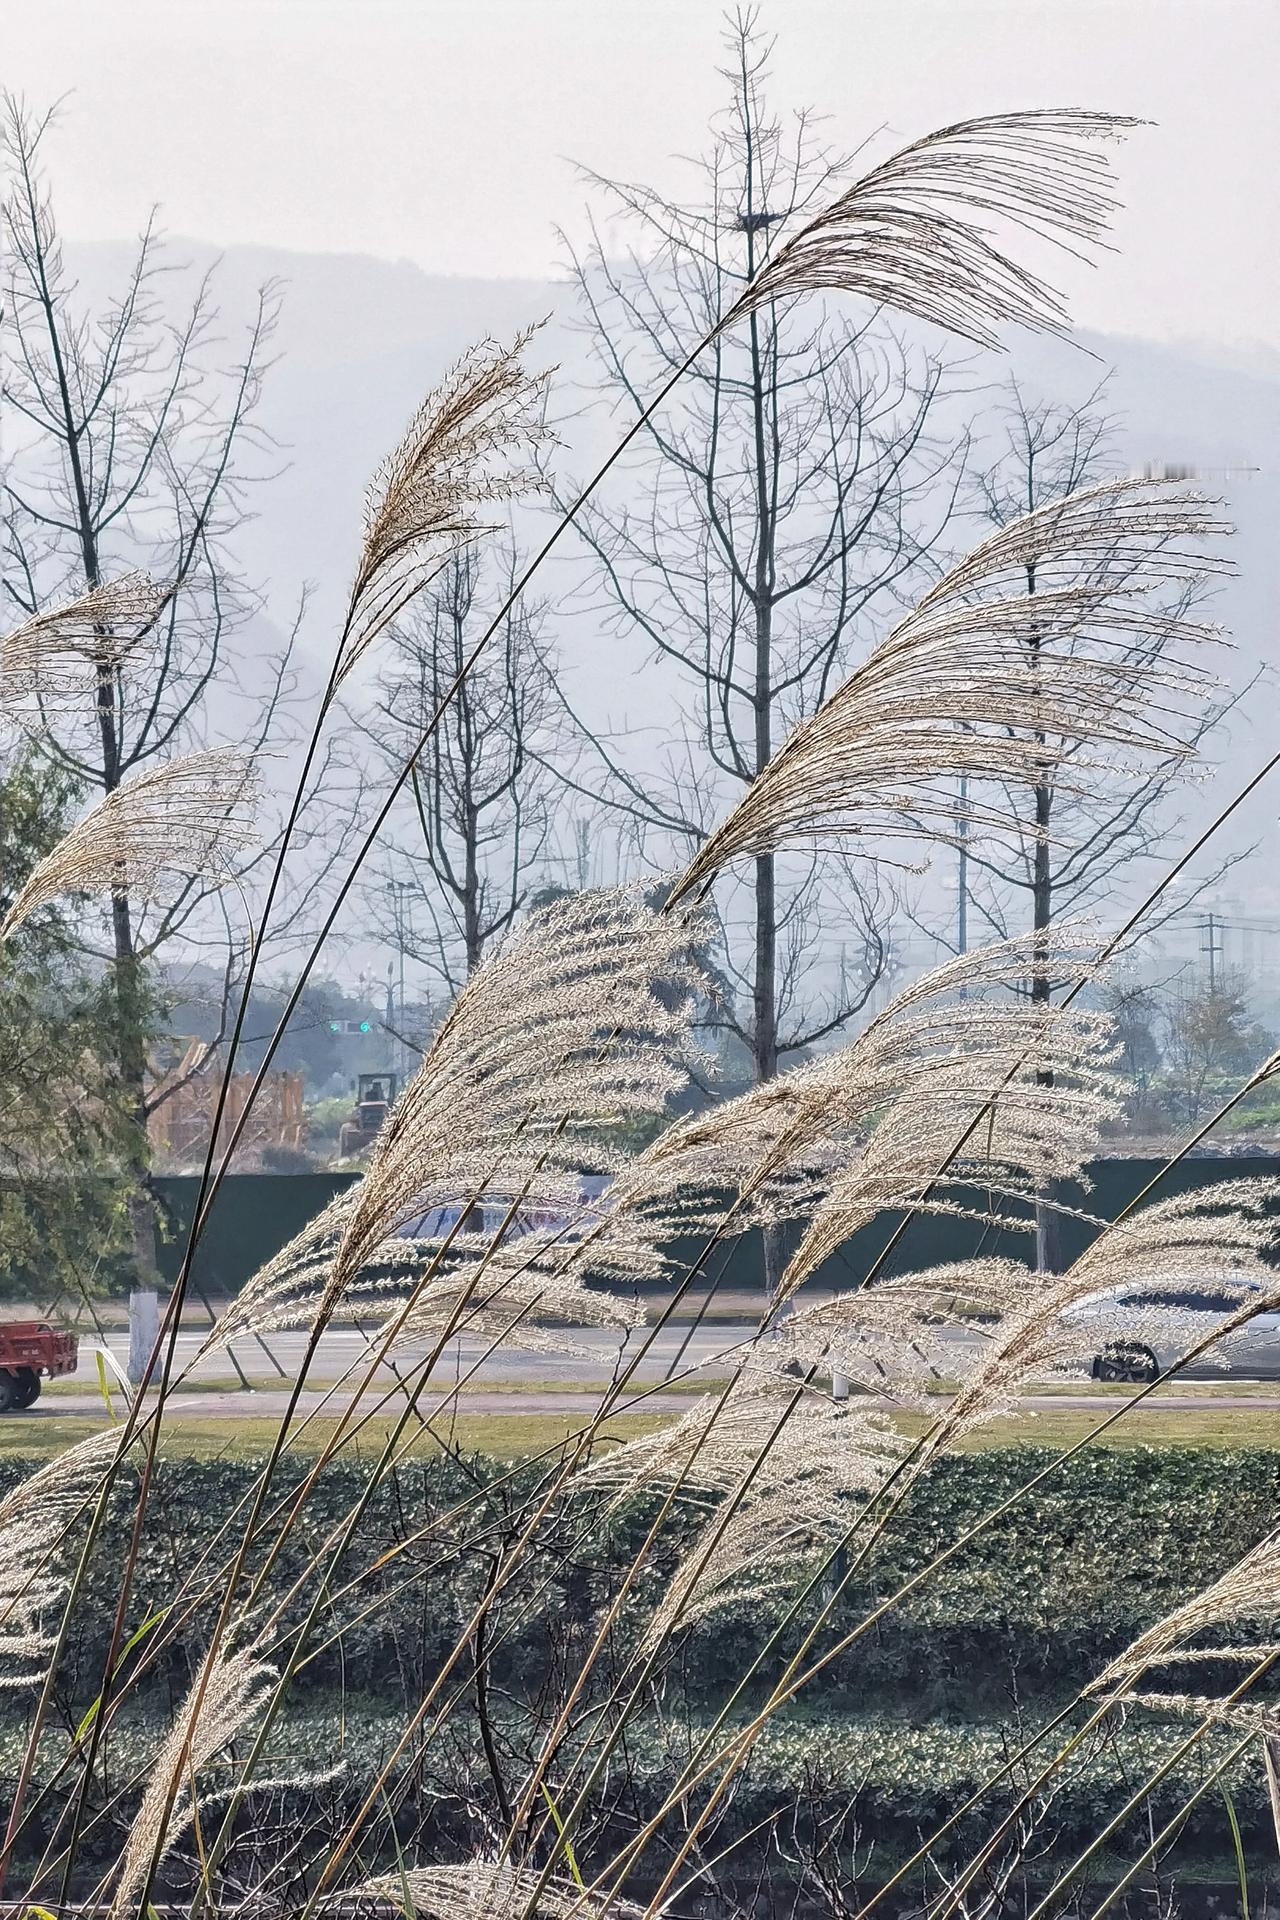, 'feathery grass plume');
1089,1516,1280,1694
0,1430,127,1689
580,1372,904,1508
604,931,1118,1286
209,1179,663,1349
719,111,1139,347
929,1180,1280,1447
375,1226,652,1355
313,887,703,1332
778,1038,1121,1302
110,1641,277,1919
751,1260,1036,1409
349,1859,643,1920
337,328,554,683
0,572,169,706
1115,1694,1280,1739
631,1381,906,1649
0,747,259,941
668,477,1230,906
